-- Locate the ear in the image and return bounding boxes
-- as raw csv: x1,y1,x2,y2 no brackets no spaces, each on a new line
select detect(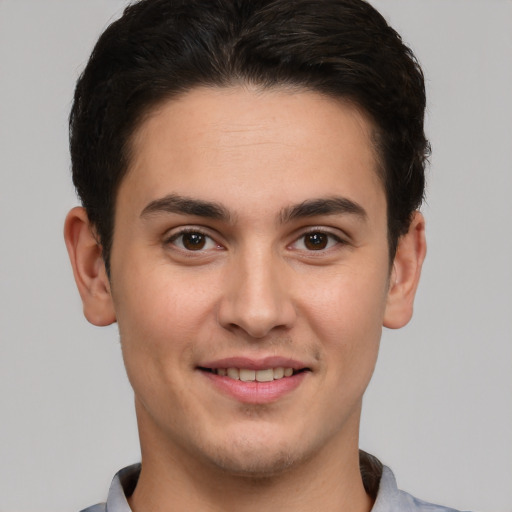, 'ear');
383,211,426,329
64,207,116,326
